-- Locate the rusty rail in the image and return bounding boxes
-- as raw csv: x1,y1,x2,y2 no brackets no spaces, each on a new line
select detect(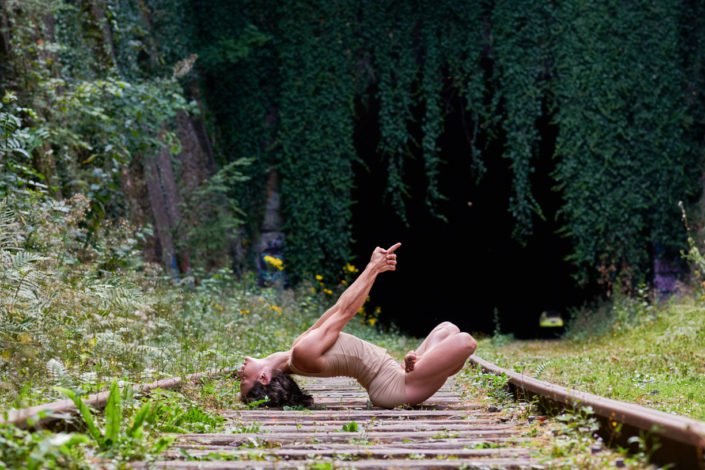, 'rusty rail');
470,354,705,469
4,355,705,468
1,367,236,429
